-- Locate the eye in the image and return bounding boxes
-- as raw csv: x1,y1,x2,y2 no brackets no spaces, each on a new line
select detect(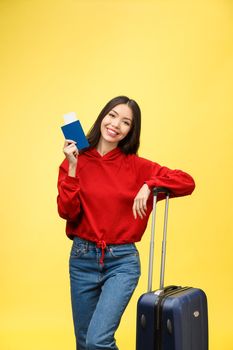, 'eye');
123,119,132,126
109,113,115,118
